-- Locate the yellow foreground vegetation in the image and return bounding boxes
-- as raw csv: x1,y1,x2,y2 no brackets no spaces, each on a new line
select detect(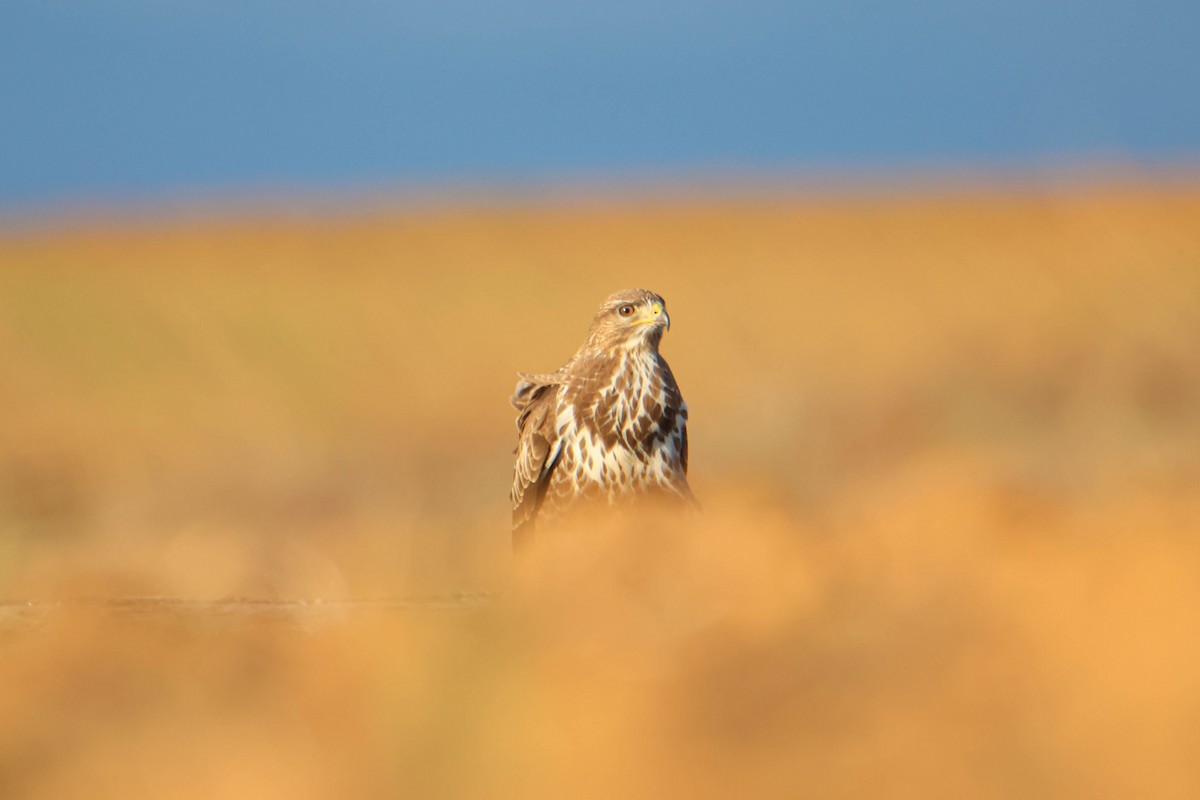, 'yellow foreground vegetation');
1,182,1199,797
